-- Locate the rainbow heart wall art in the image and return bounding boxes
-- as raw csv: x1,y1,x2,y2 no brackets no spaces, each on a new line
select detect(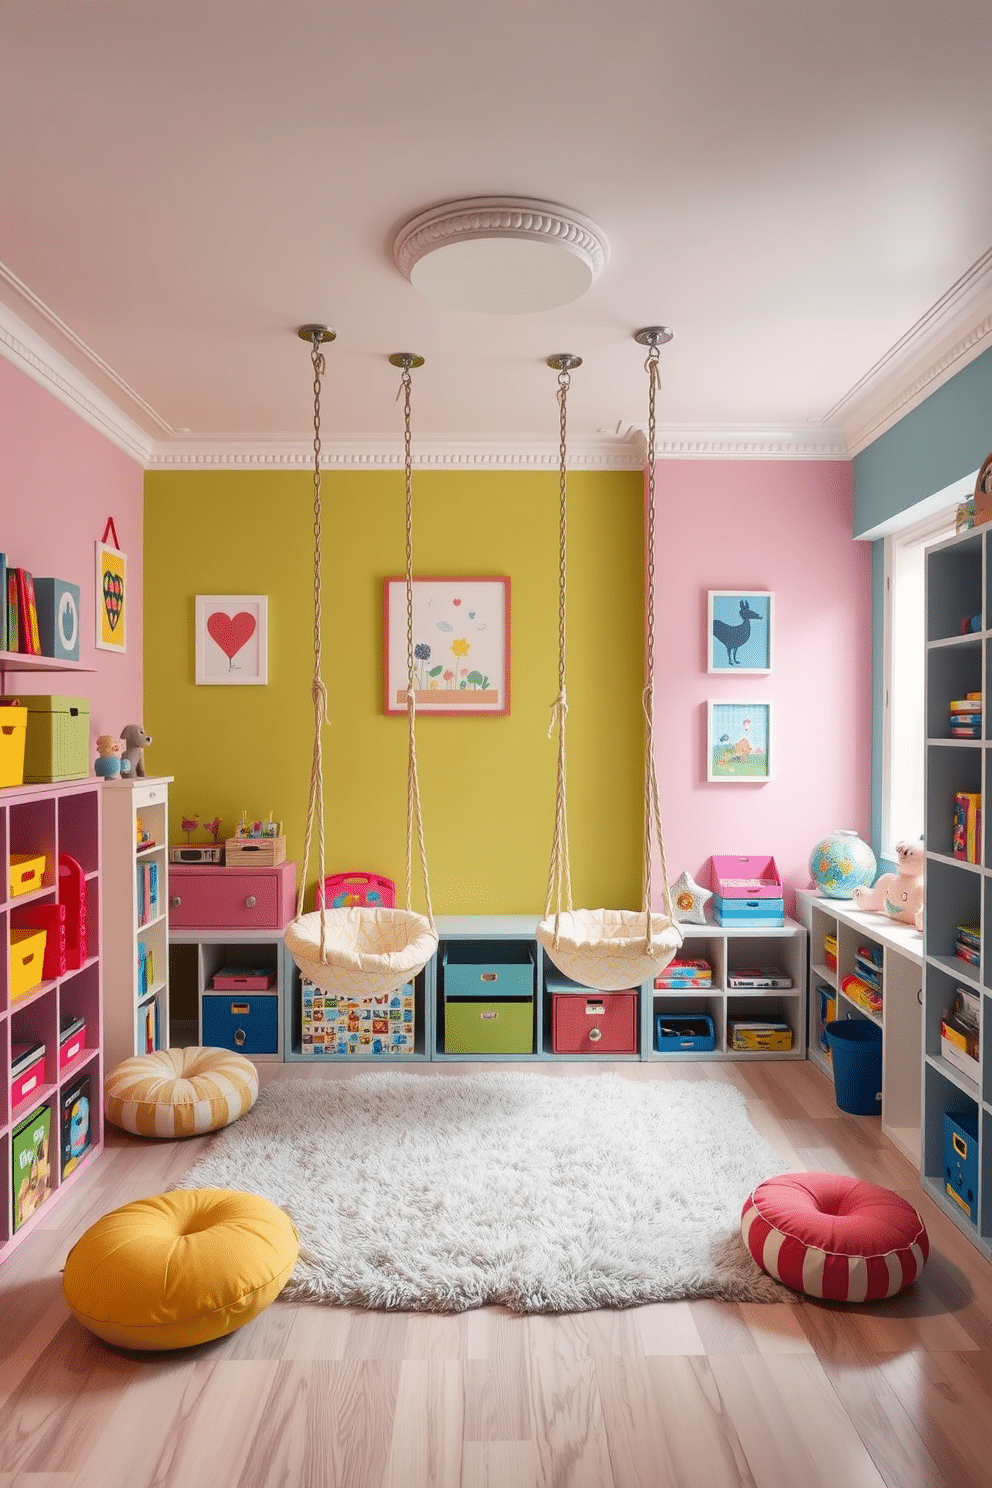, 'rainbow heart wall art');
95,539,127,652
